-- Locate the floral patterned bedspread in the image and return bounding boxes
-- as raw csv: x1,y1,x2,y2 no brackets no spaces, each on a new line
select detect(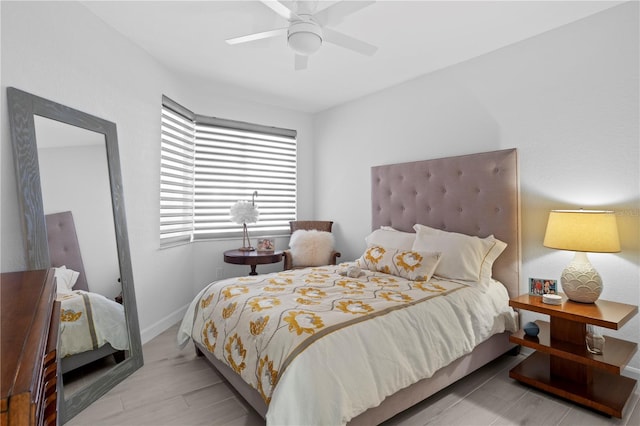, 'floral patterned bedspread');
181,264,466,405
